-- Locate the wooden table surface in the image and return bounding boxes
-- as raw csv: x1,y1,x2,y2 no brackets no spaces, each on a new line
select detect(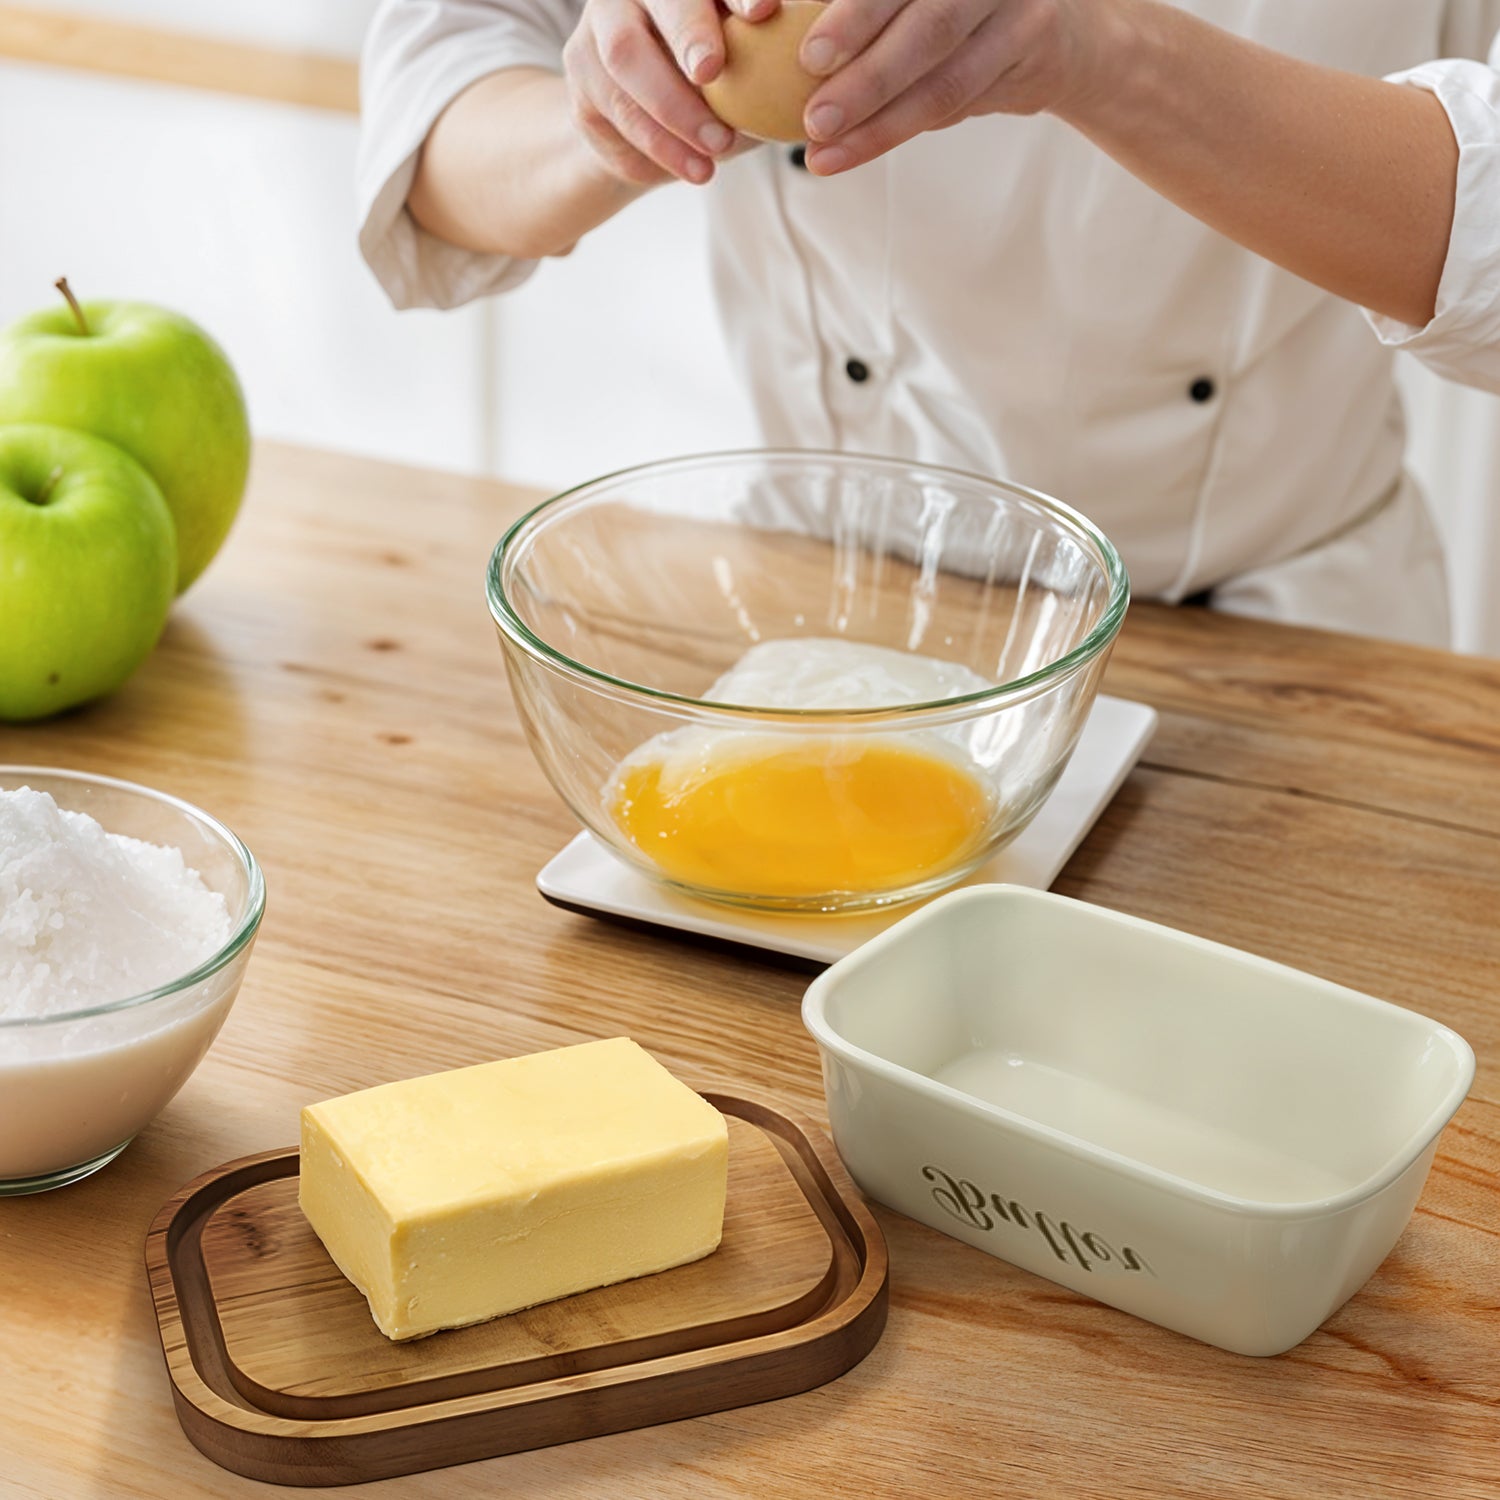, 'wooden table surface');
2,442,1497,1500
